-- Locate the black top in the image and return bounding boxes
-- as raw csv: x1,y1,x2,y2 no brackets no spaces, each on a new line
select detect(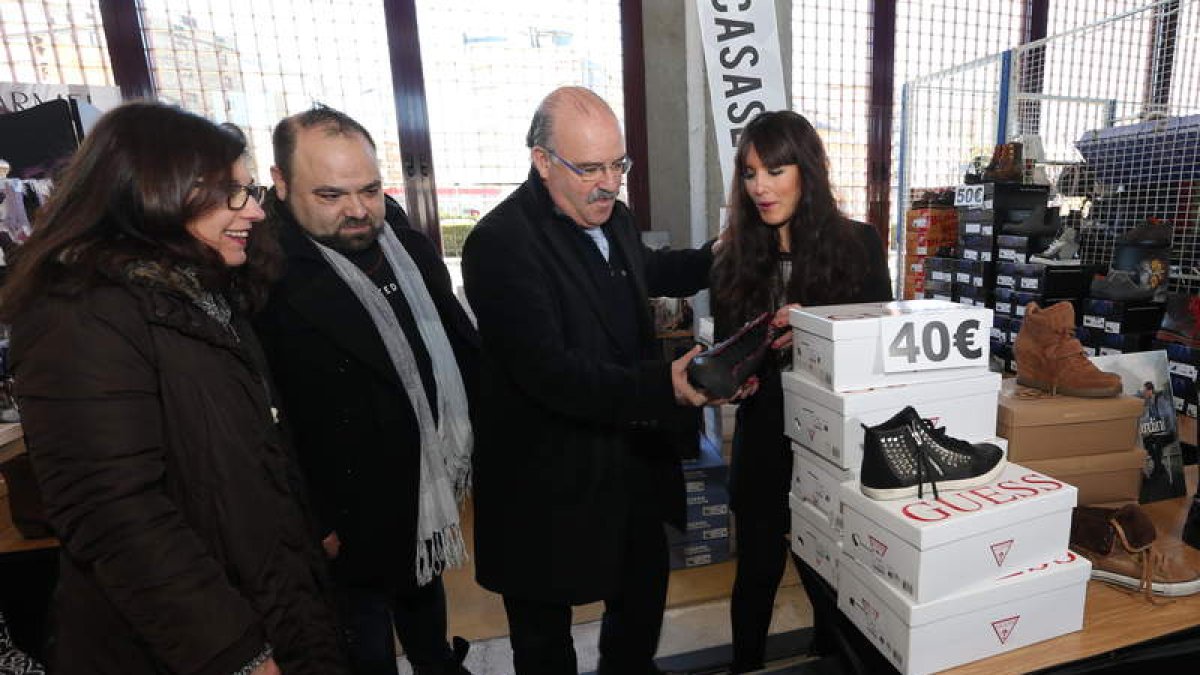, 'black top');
346,241,439,422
